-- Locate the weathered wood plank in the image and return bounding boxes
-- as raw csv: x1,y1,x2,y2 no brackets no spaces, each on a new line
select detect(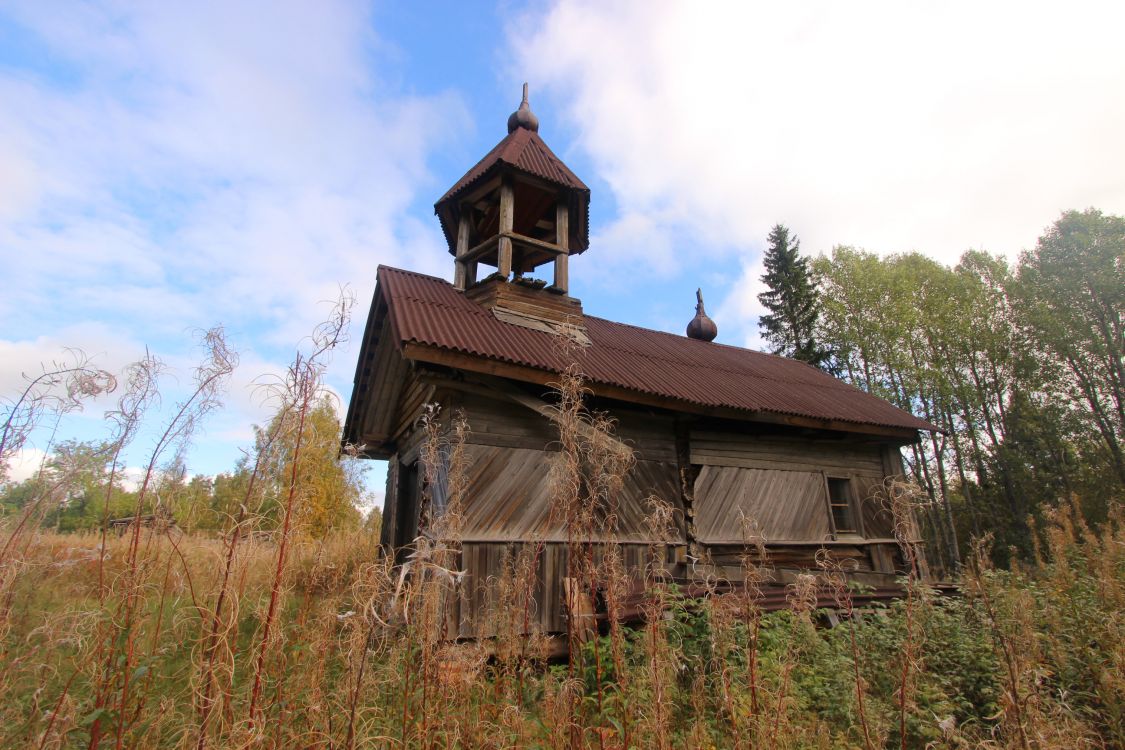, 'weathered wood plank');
554,201,569,292
453,212,472,290
498,177,514,277
694,465,832,543
689,430,886,475
448,444,682,542
458,542,659,635
690,433,884,475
